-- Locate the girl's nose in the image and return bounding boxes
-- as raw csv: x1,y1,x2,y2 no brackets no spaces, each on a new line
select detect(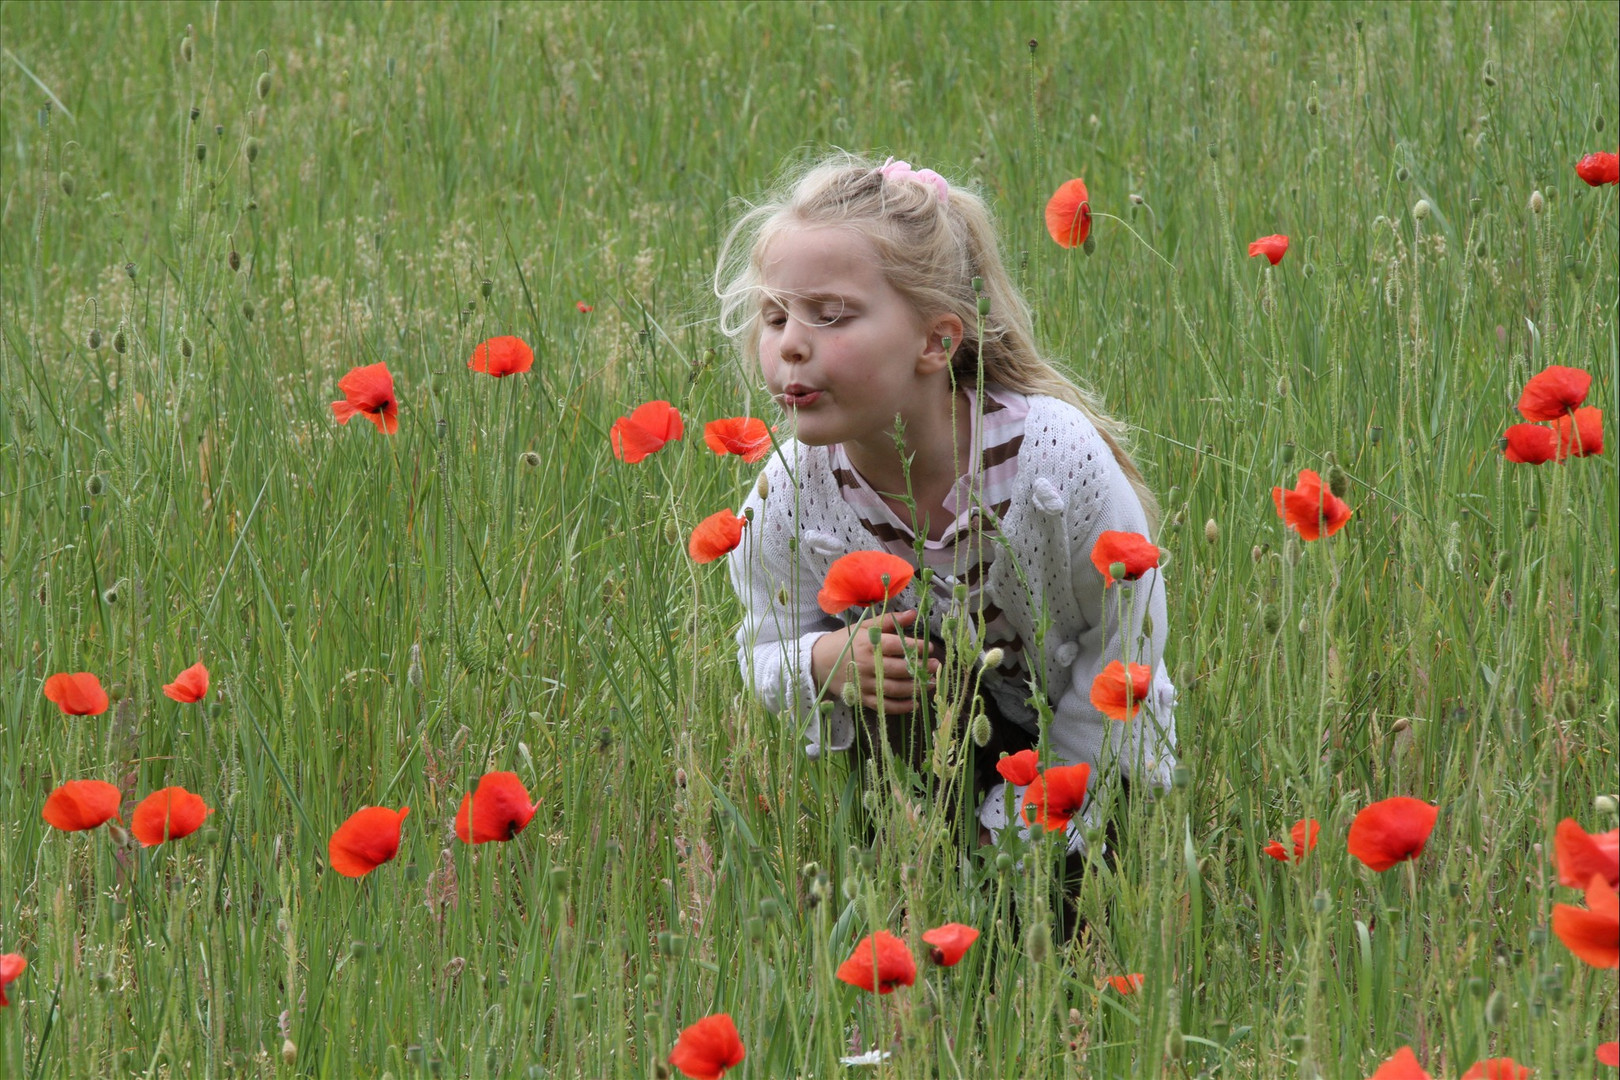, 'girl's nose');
777,315,810,363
